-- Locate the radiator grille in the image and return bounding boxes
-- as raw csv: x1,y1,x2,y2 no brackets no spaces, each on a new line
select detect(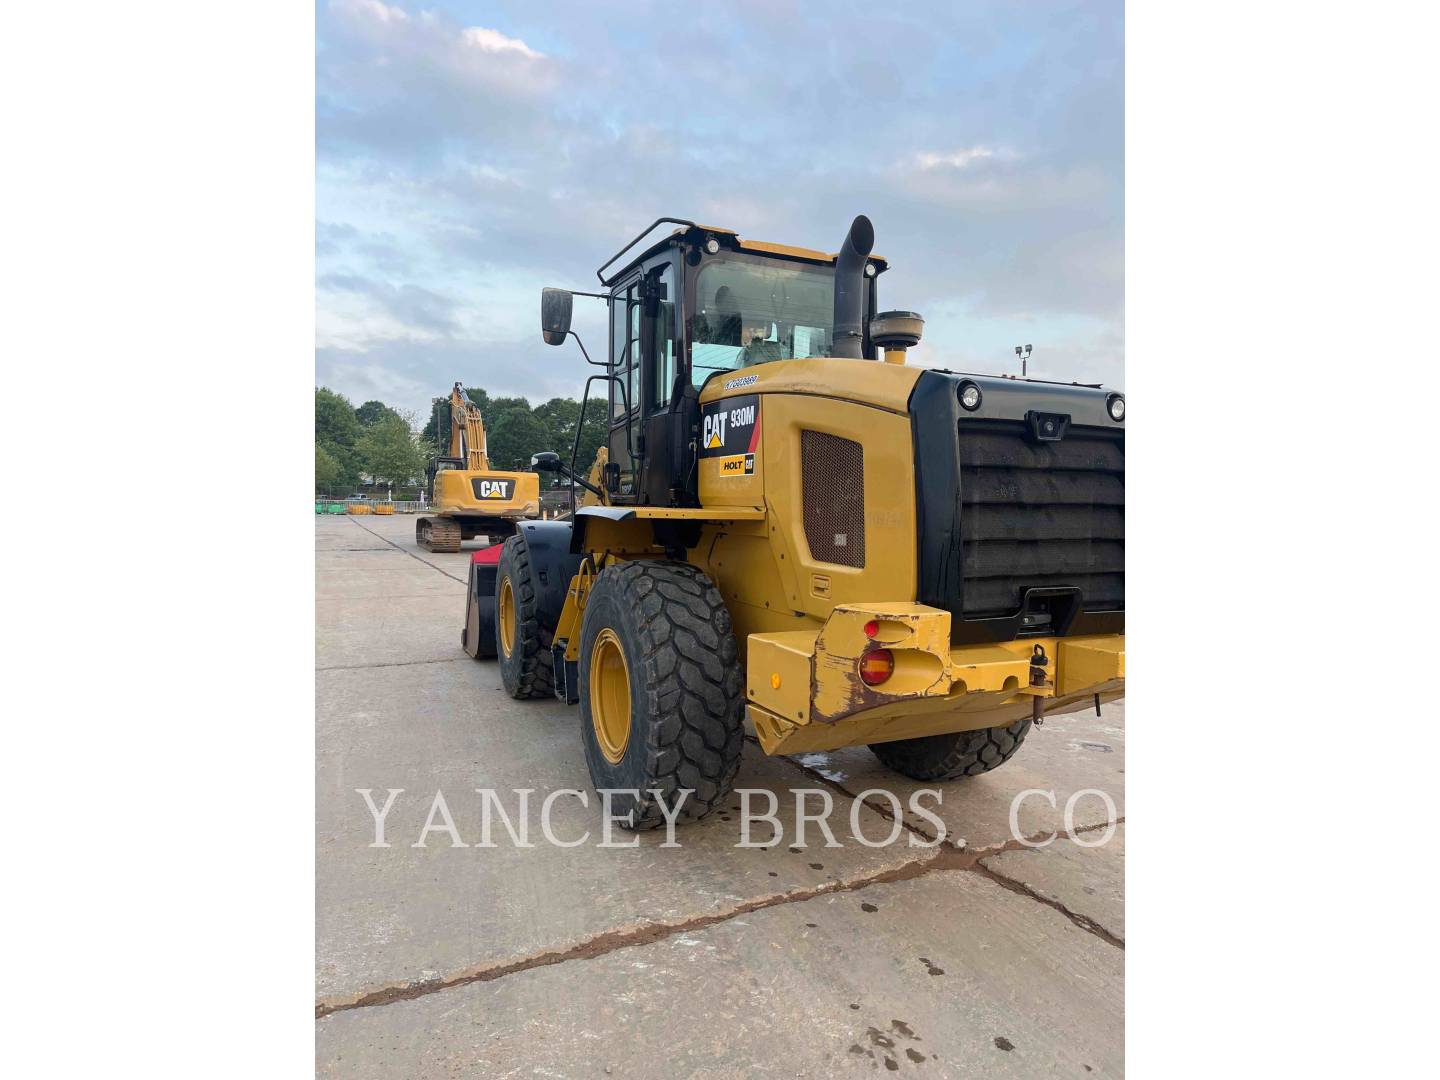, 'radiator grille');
960,423,1124,617
801,430,866,568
